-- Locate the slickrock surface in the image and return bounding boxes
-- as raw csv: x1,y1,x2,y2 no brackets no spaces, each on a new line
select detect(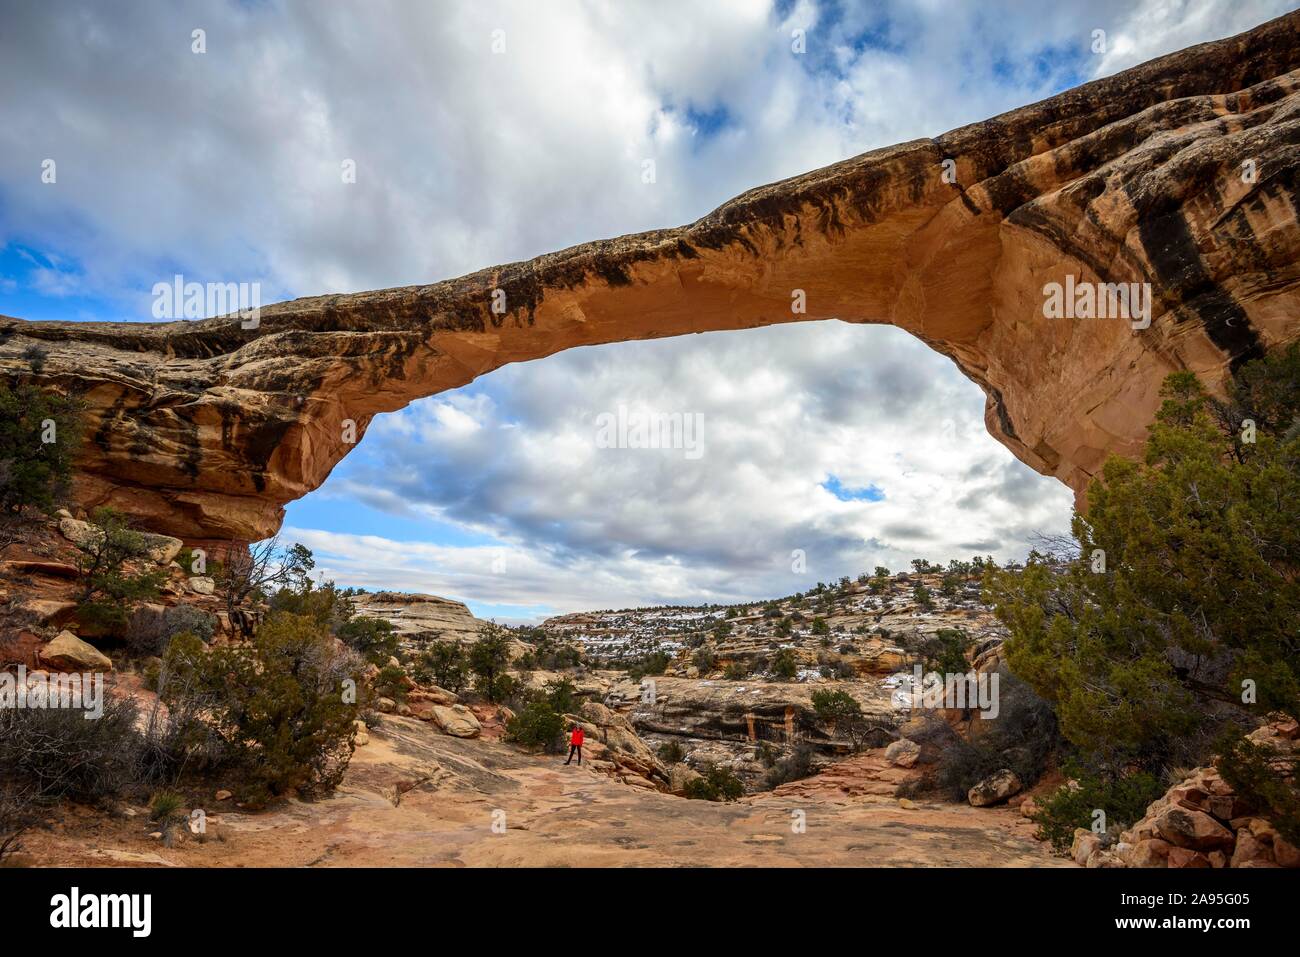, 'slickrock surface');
20,713,1066,868
2,12,1298,539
